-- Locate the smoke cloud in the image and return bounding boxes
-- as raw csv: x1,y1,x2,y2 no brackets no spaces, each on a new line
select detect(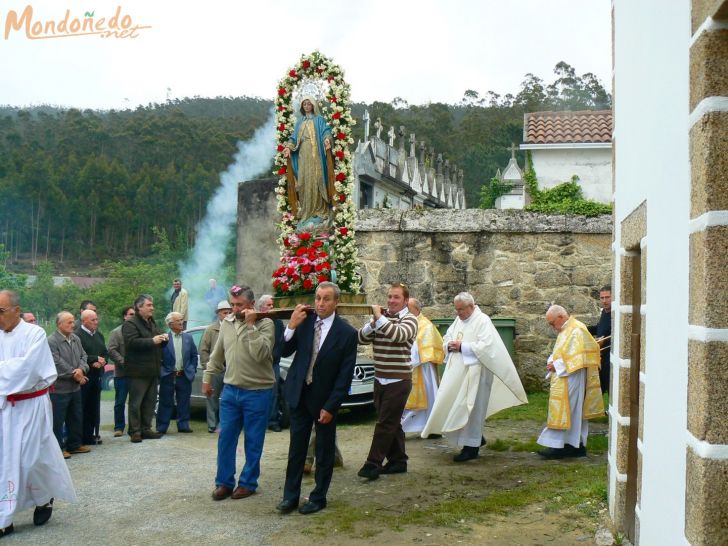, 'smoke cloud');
178,109,276,327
